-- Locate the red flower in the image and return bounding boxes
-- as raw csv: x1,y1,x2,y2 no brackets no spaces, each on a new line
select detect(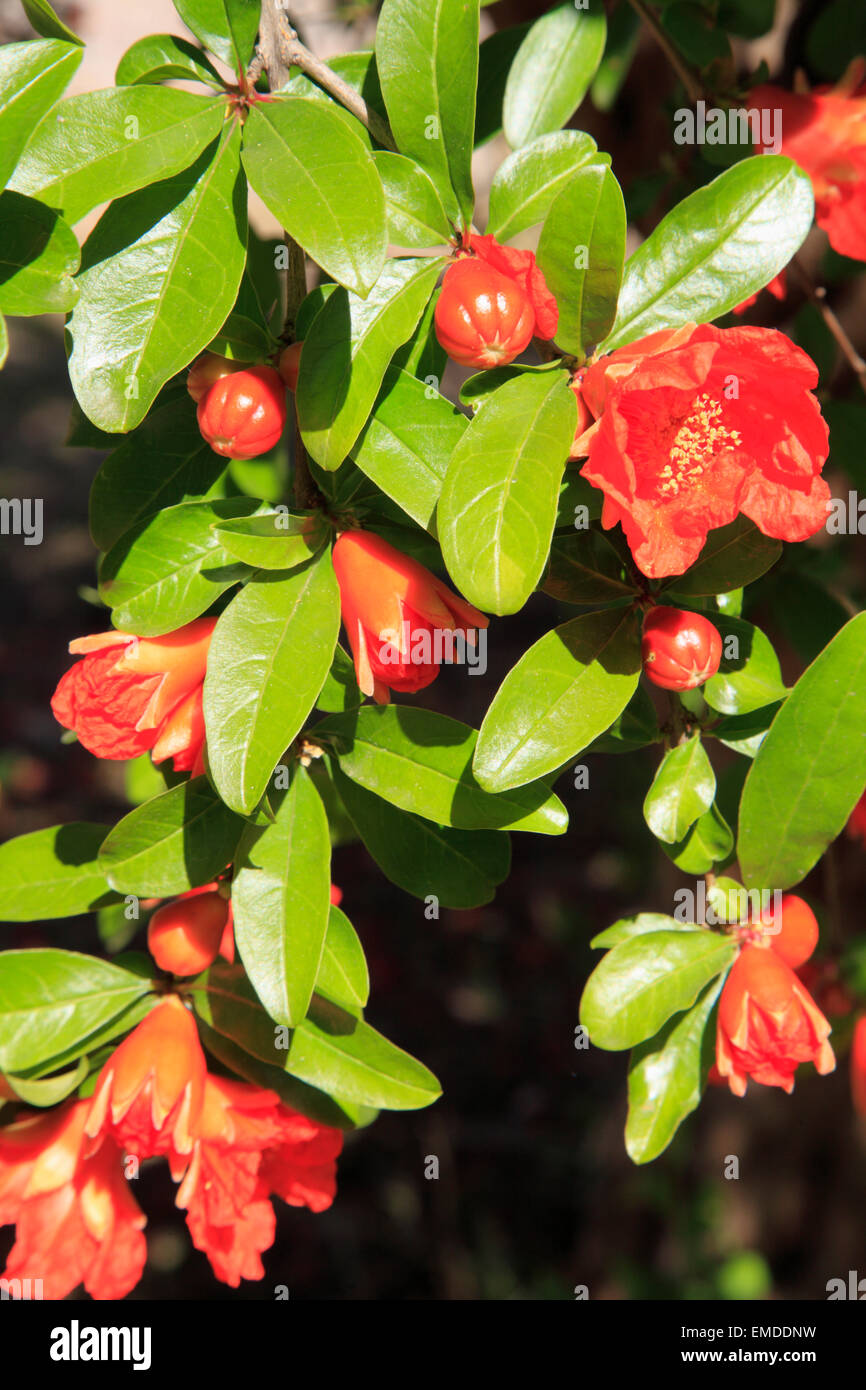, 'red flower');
578,323,830,578
51,617,215,771
0,1100,146,1300
751,64,866,261
434,232,558,368
716,895,835,1096
85,996,207,1159
173,1075,342,1287
851,1016,866,1117
332,530,487,703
